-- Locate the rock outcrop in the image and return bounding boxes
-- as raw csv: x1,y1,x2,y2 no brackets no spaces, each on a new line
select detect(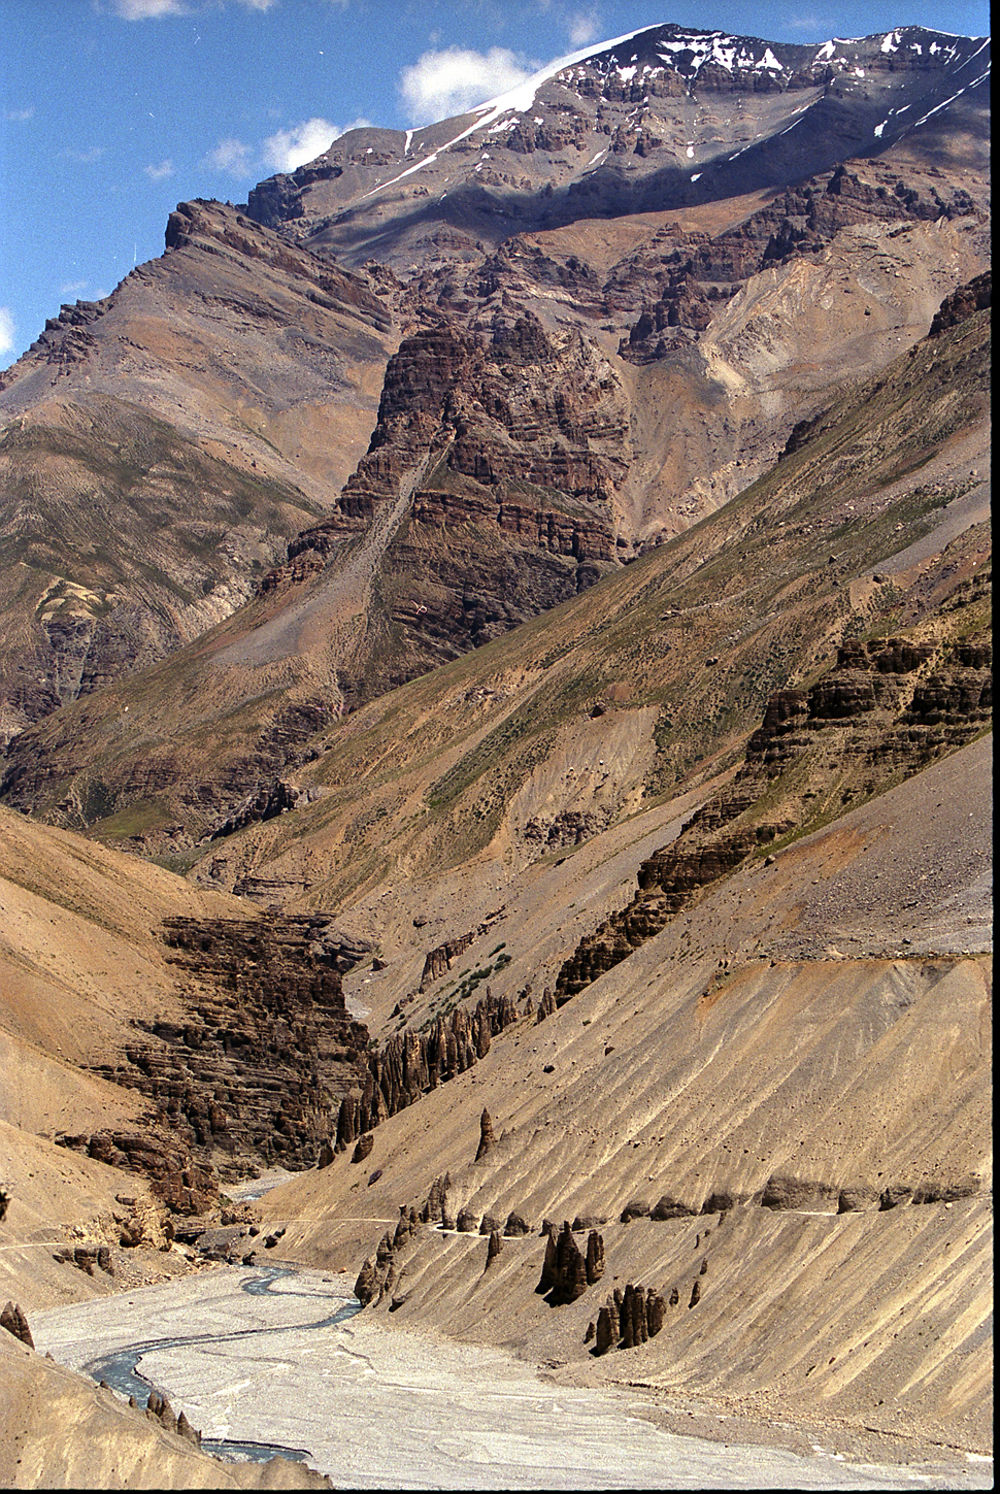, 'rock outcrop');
538,1223,605,1305
59,915,370,1207
591,1283,667,1354
474,1108,496,1163
55,1130,218,1217
556,630,991,1002
333,990,519,1150
1,1302,33,1348
929,270,991,336
623,164,979,362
